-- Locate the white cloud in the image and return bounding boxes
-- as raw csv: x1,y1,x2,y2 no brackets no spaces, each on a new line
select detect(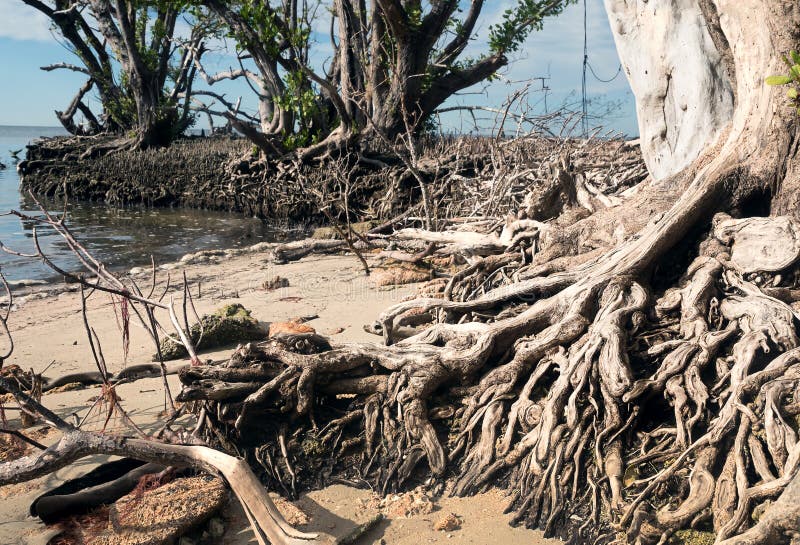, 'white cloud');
0,0,54,41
